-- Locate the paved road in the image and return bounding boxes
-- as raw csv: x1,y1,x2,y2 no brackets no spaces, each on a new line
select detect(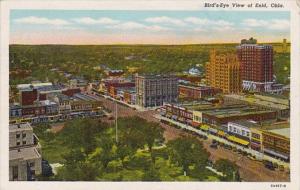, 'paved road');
93,94,290,182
